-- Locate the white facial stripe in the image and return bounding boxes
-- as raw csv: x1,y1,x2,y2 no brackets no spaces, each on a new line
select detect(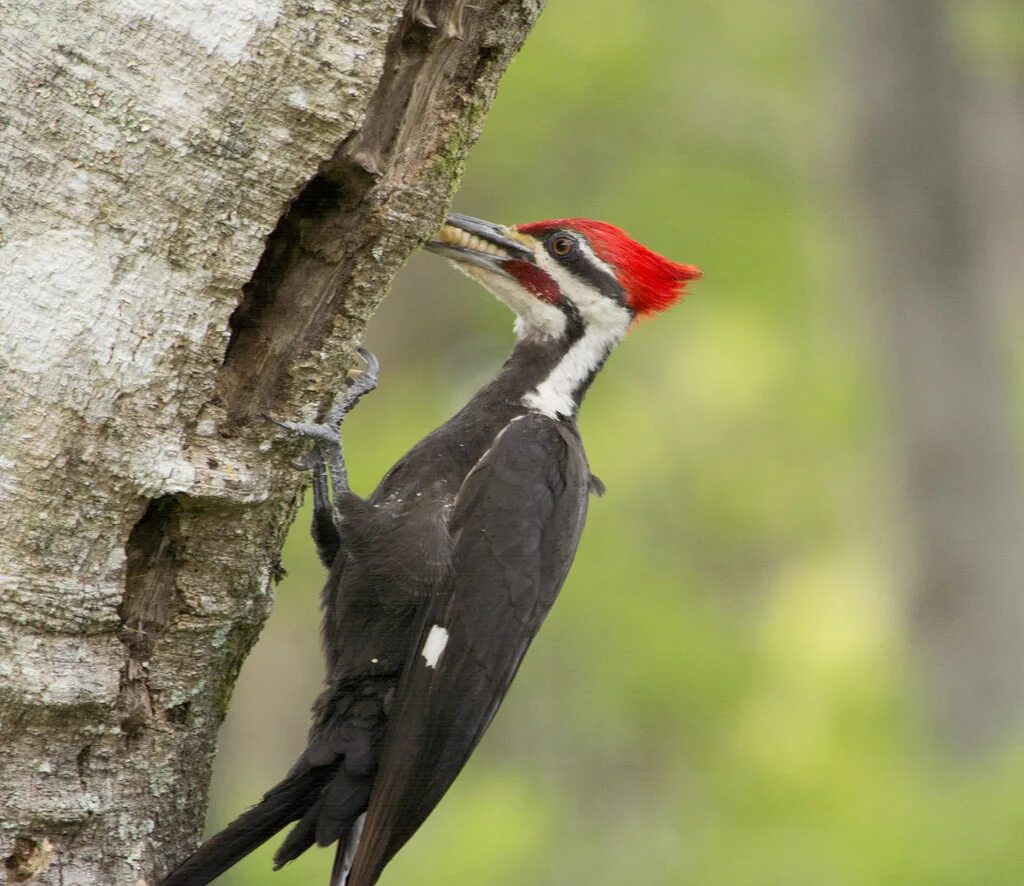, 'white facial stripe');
533,249,624,320
421,624,449,669
521,247,632,418
443,231,630,416
449,261,567,341
534,249,632,330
